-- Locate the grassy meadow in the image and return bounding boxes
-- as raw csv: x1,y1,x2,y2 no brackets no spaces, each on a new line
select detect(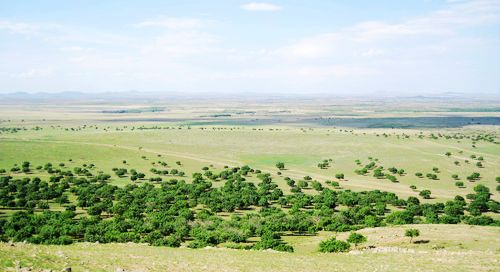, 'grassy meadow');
1,118,498,201
1,224,498,272
0,102,499,271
